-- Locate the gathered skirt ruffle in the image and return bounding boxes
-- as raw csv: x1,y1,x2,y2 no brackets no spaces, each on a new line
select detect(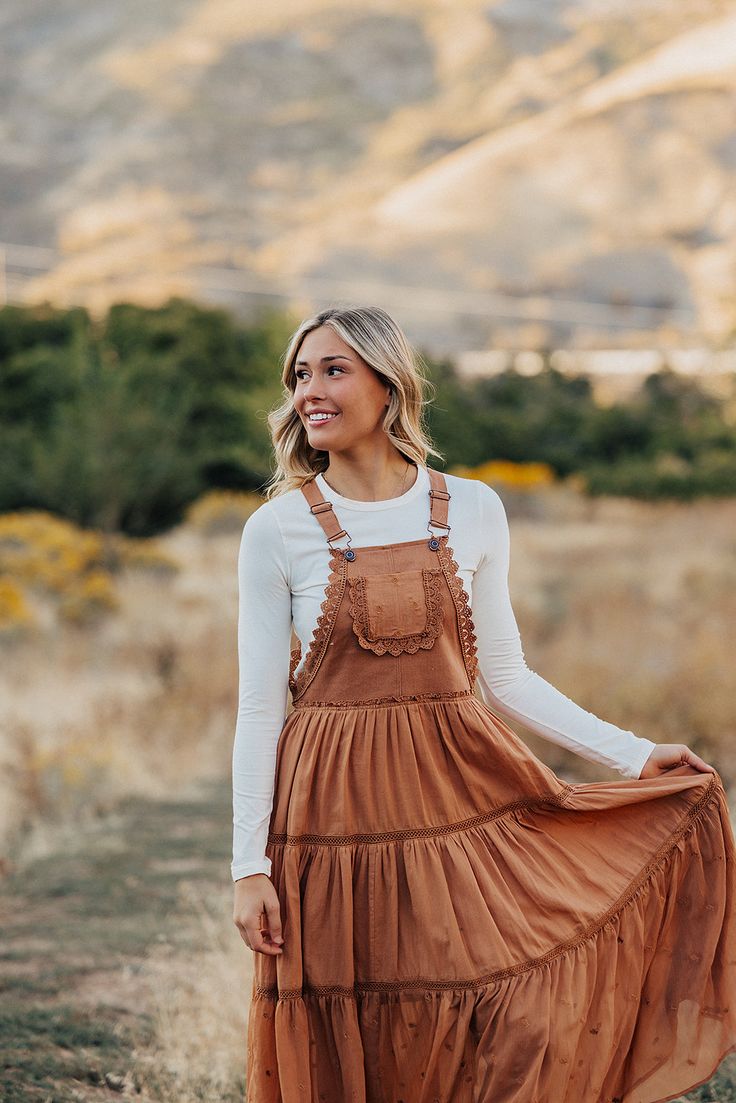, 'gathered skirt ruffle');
247,696,736,1103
